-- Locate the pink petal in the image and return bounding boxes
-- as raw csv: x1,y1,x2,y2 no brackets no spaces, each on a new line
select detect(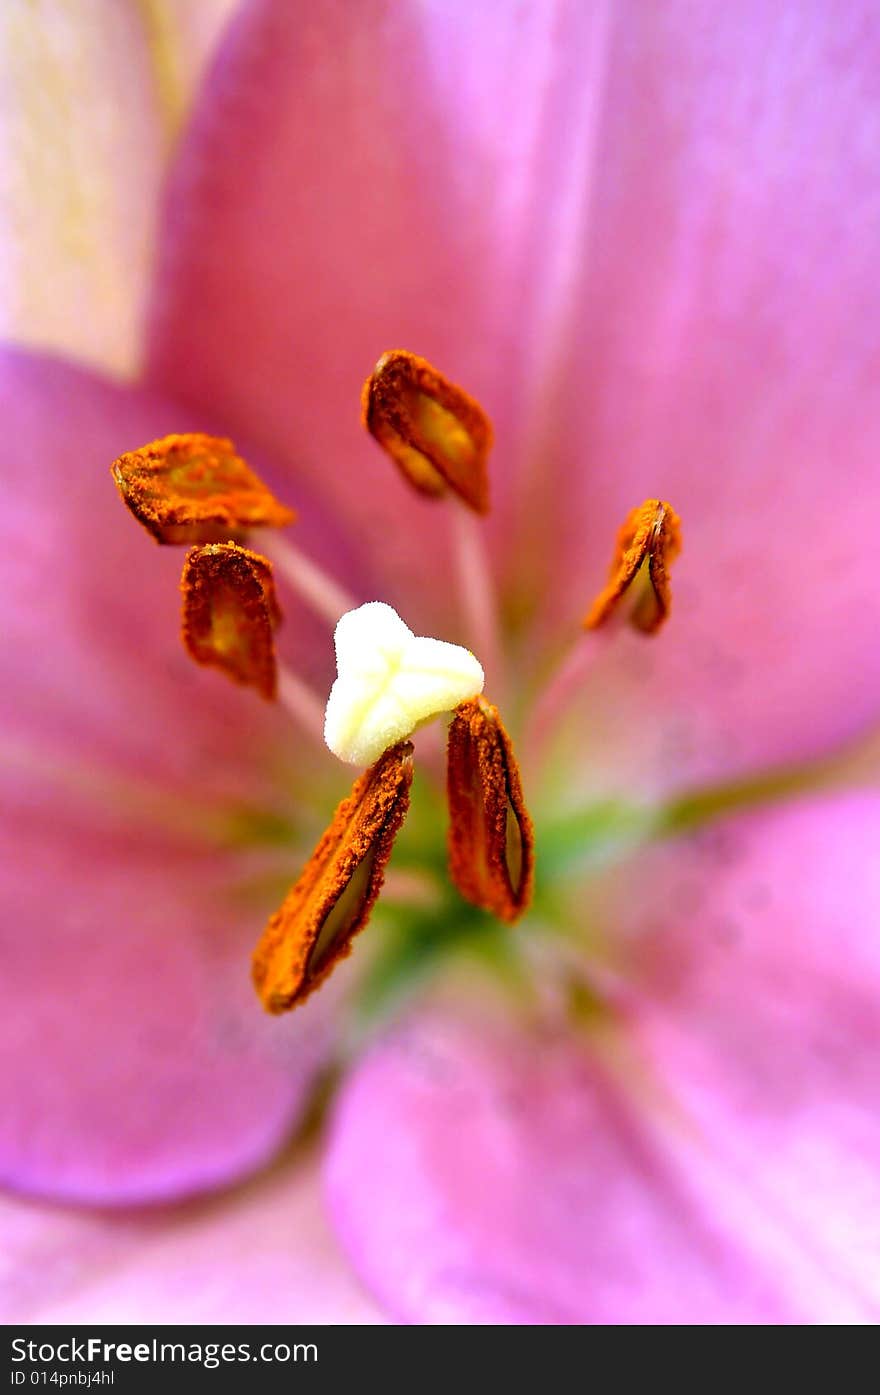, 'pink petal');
325,794,880,1323
534,0,880,795
325,1014,782,1323
0,350,332,1202
0,797,330,1206
148,0,880,791
0,1148,385,1323
1,348,323,803
605,790,880,1320
145,0,609,636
